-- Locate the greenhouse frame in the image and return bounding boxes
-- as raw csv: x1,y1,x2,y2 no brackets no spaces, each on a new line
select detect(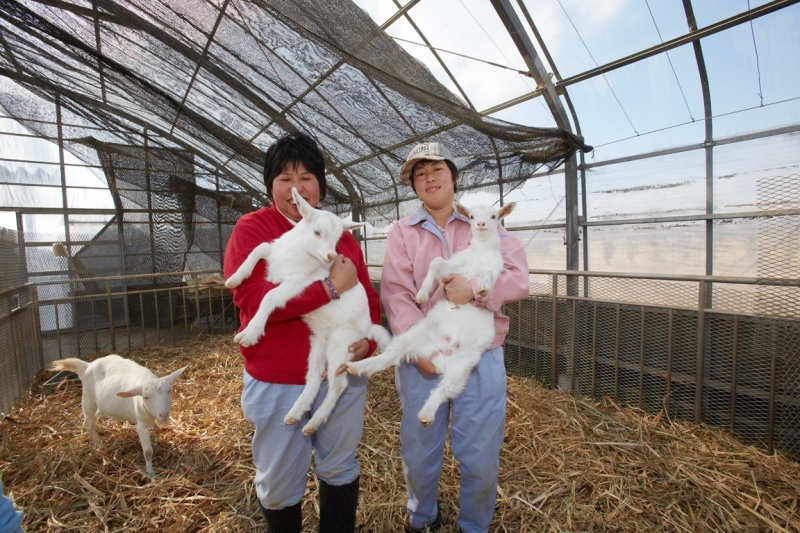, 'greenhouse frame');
2,0,799,467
